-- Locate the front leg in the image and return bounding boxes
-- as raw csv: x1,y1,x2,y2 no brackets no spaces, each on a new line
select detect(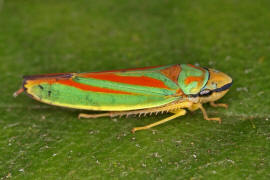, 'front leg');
210,101,228,109
189,103,221,123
